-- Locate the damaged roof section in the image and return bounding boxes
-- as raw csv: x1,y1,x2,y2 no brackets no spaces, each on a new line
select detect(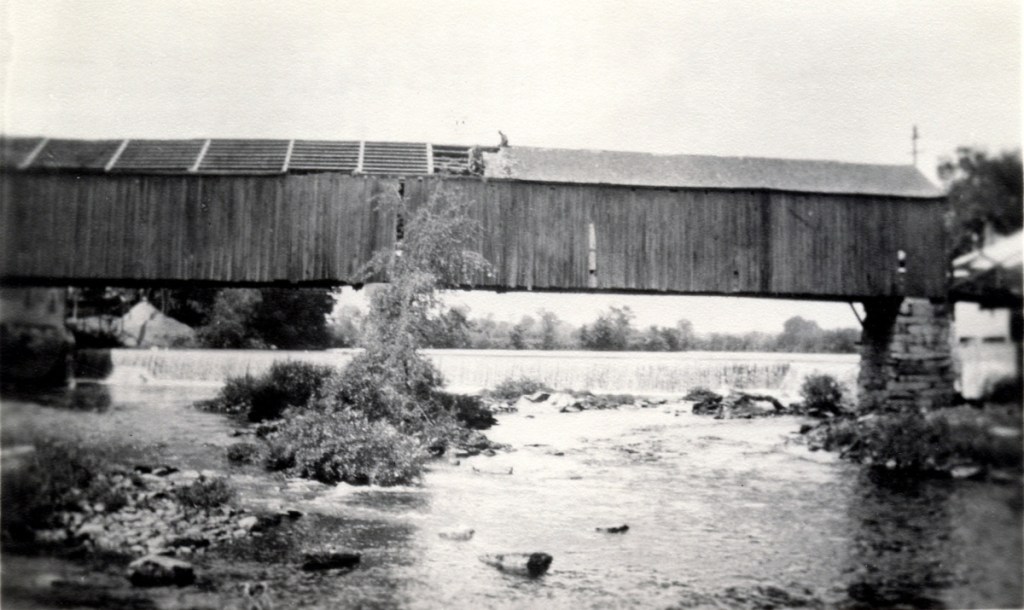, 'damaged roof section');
1,135,942,198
